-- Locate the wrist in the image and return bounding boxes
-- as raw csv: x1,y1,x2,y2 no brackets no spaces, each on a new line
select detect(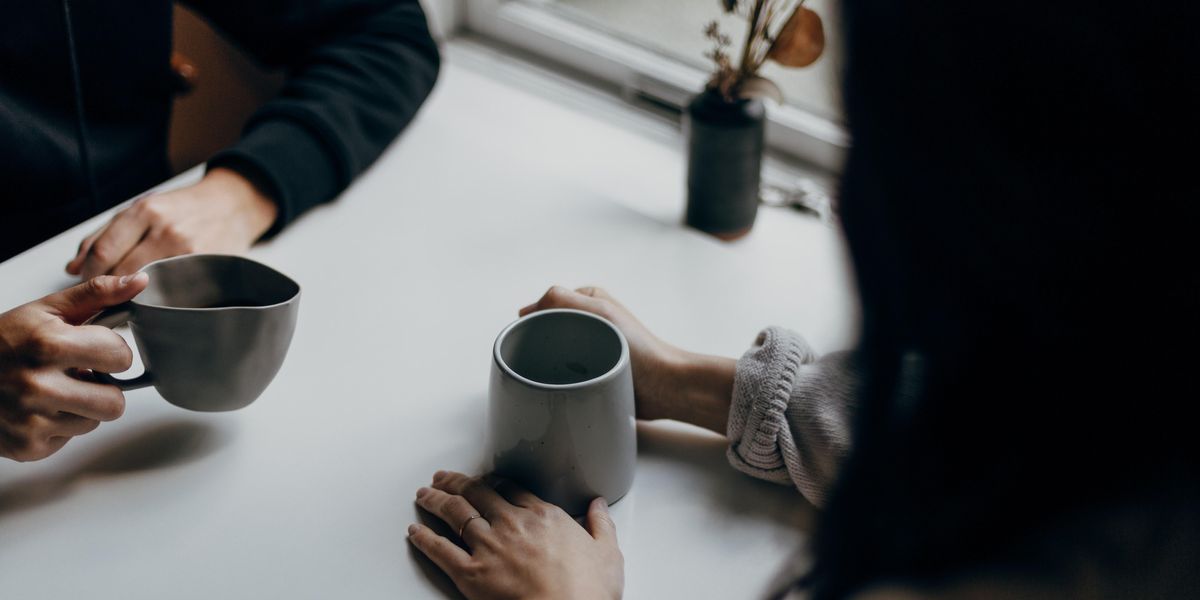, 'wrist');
659,350,736,435
202,167,279,240
530,584,620,600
